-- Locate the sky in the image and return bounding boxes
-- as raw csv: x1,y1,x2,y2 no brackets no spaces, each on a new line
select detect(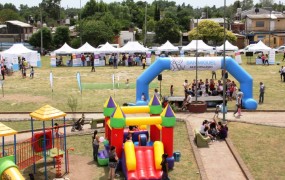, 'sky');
2,0,262,9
